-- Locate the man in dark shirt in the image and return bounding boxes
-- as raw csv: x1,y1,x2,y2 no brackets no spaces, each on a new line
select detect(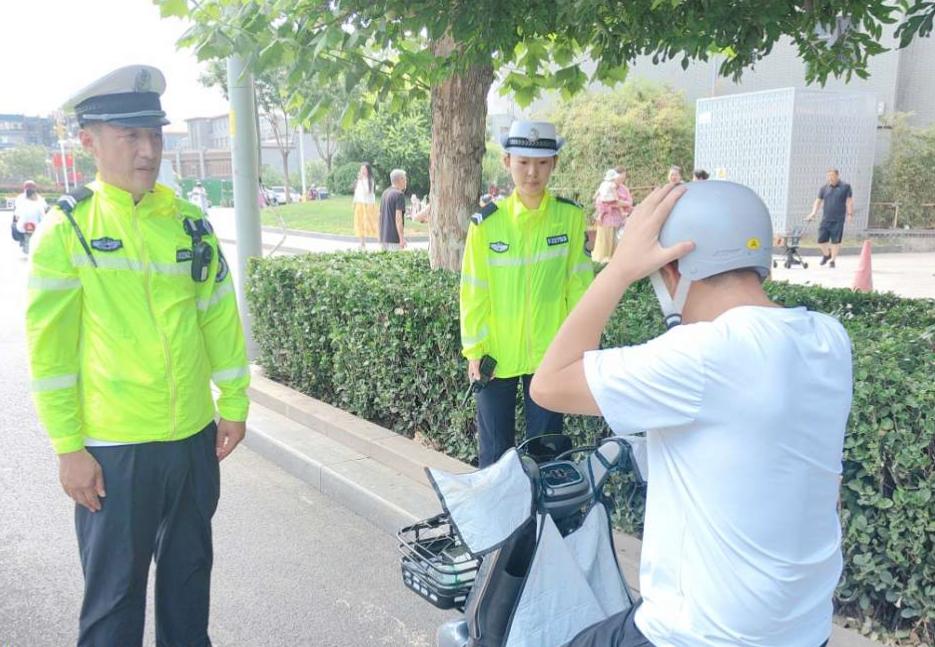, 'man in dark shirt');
806,169,853,268
379,169,408,250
